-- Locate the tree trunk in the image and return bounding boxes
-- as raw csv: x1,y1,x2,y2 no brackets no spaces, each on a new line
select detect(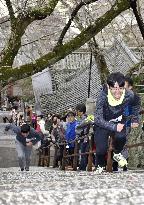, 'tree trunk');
88,38,109,84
